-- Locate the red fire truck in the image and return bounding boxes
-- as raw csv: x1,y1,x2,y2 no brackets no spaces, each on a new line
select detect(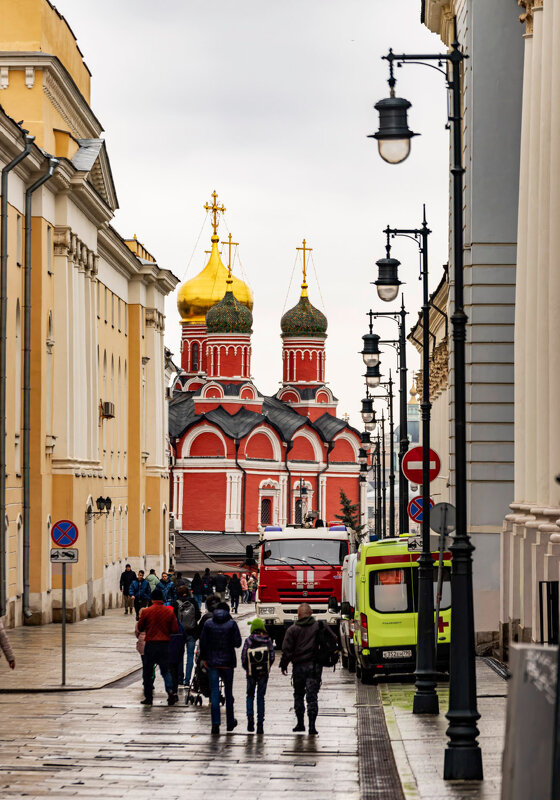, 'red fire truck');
253,524,351,647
